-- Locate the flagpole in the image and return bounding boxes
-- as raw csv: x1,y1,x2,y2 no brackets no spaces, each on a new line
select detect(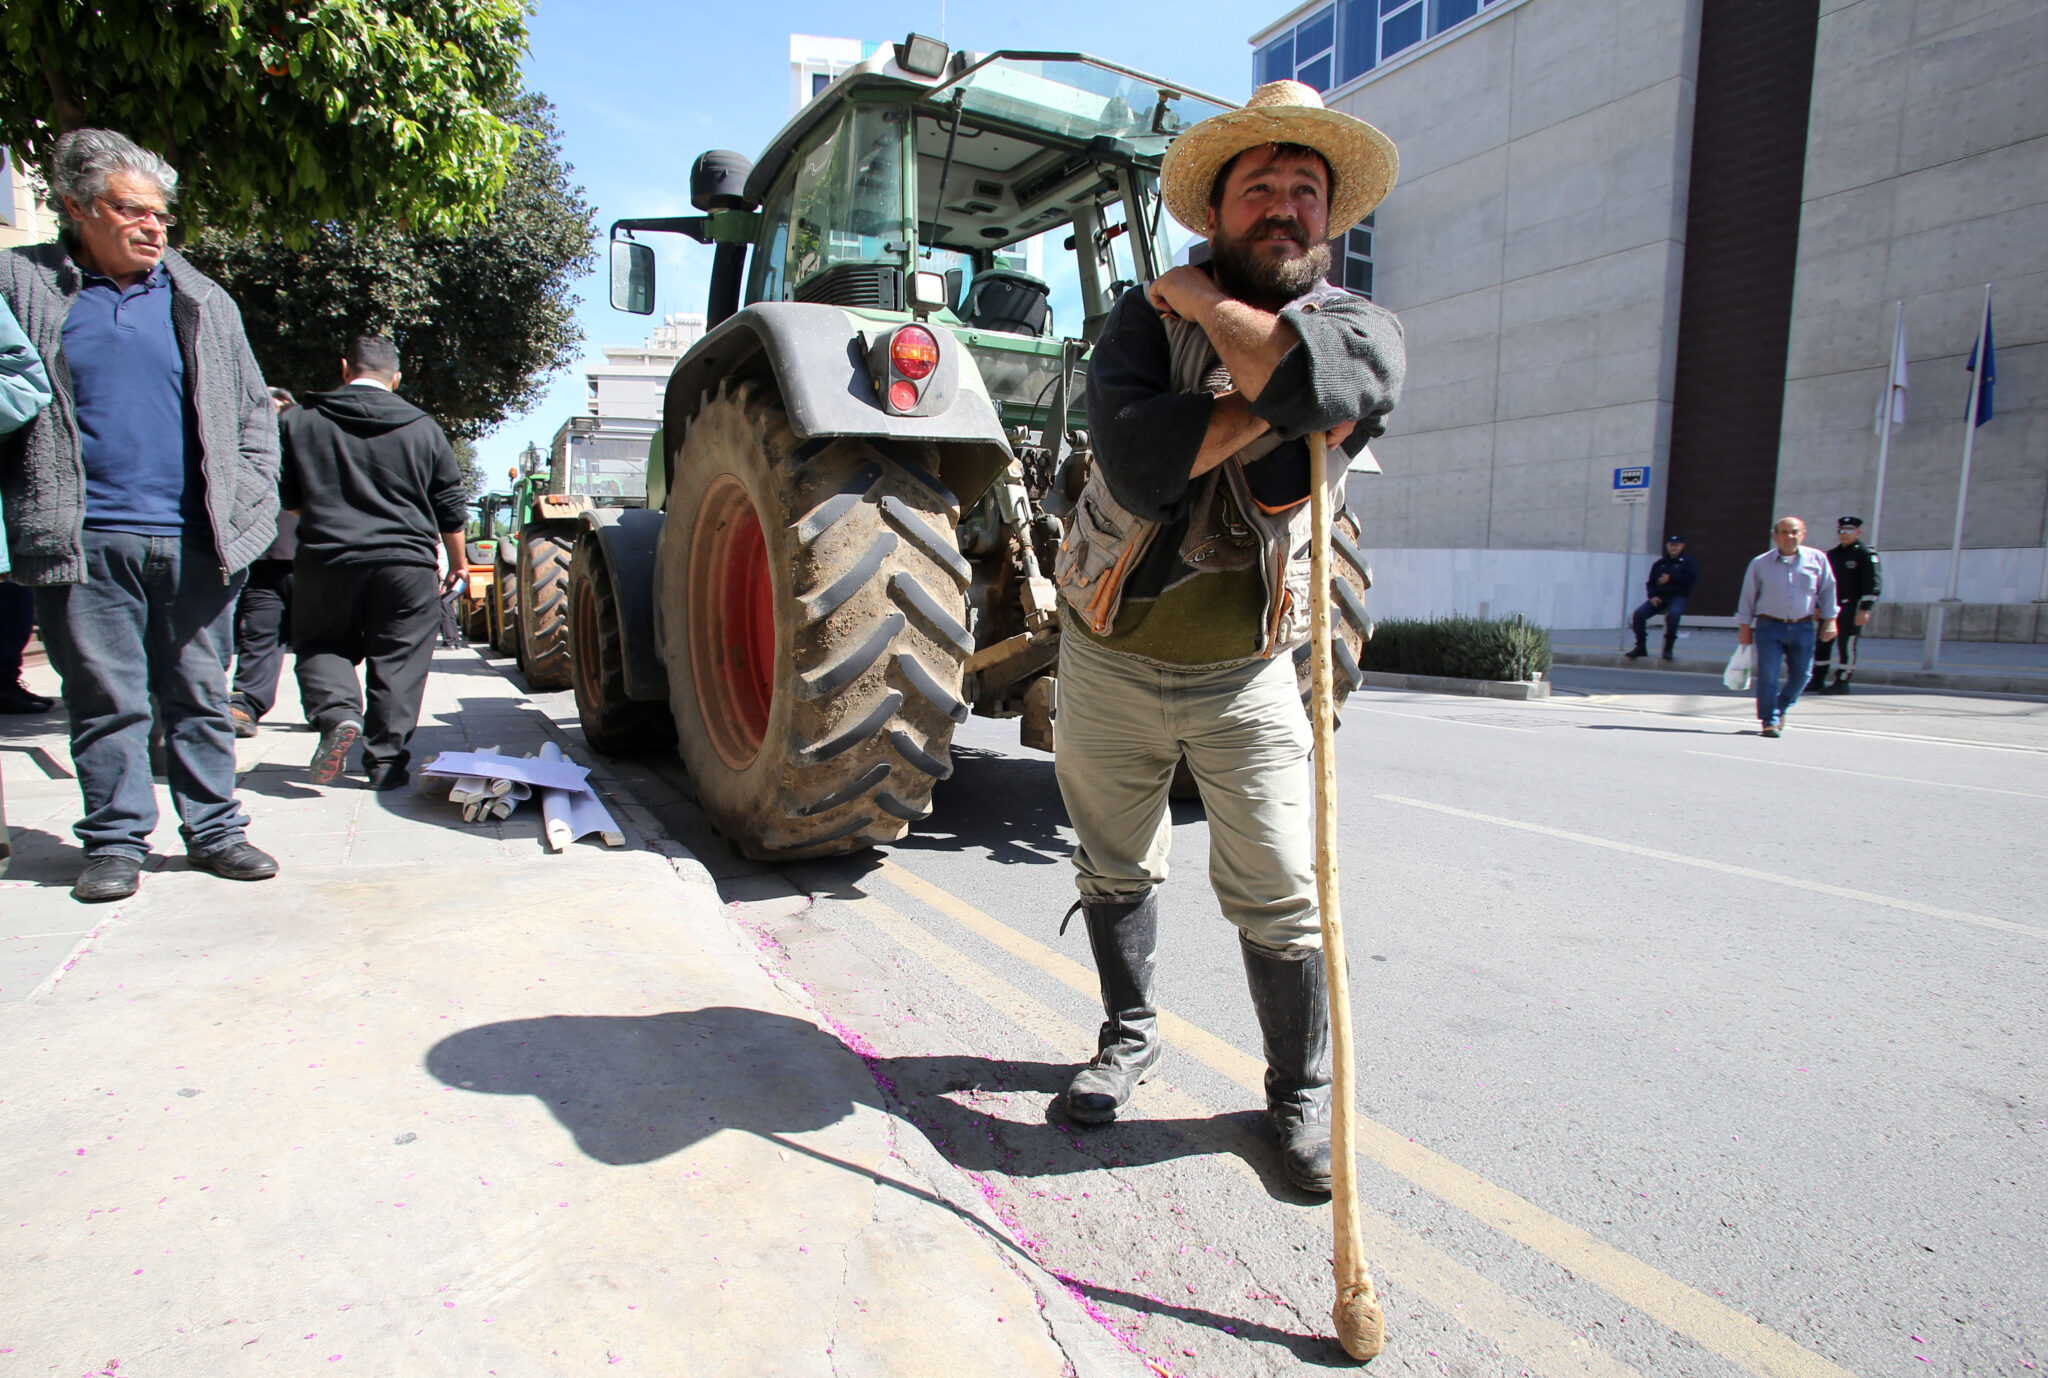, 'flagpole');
1929,284,1991,669
1870,300,1902,550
